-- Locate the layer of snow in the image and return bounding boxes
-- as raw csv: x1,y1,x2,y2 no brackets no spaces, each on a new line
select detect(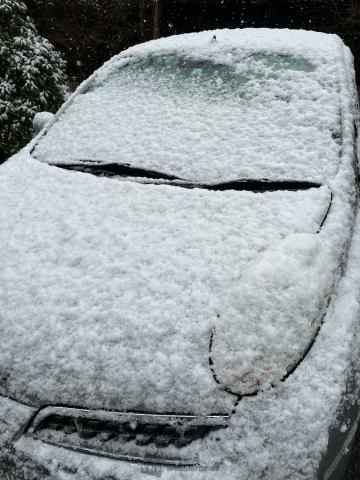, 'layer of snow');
8,183,360,480
0,154,331,414
0,28,358,480
33,29,343,184
211,233,335,395
33,111,55,135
